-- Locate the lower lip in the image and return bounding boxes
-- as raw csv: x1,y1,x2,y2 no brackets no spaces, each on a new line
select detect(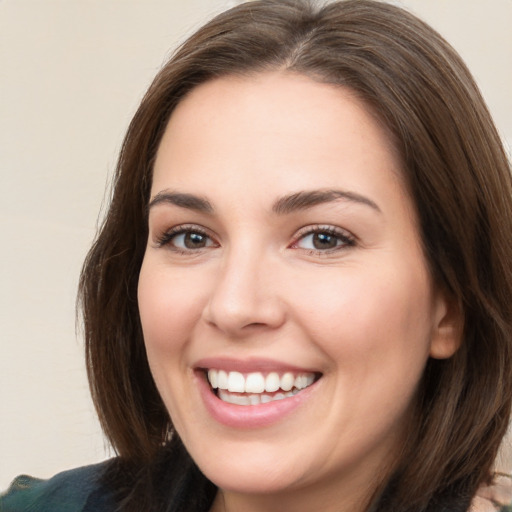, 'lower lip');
195,372,318,429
